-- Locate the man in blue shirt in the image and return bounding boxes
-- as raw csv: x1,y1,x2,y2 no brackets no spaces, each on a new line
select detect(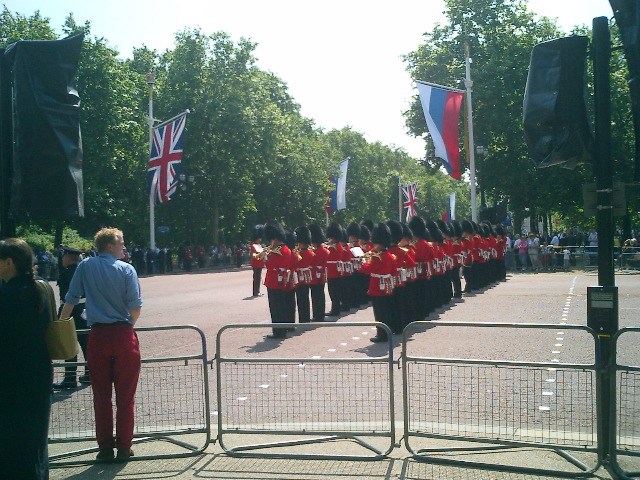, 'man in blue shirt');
60,227,143,463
